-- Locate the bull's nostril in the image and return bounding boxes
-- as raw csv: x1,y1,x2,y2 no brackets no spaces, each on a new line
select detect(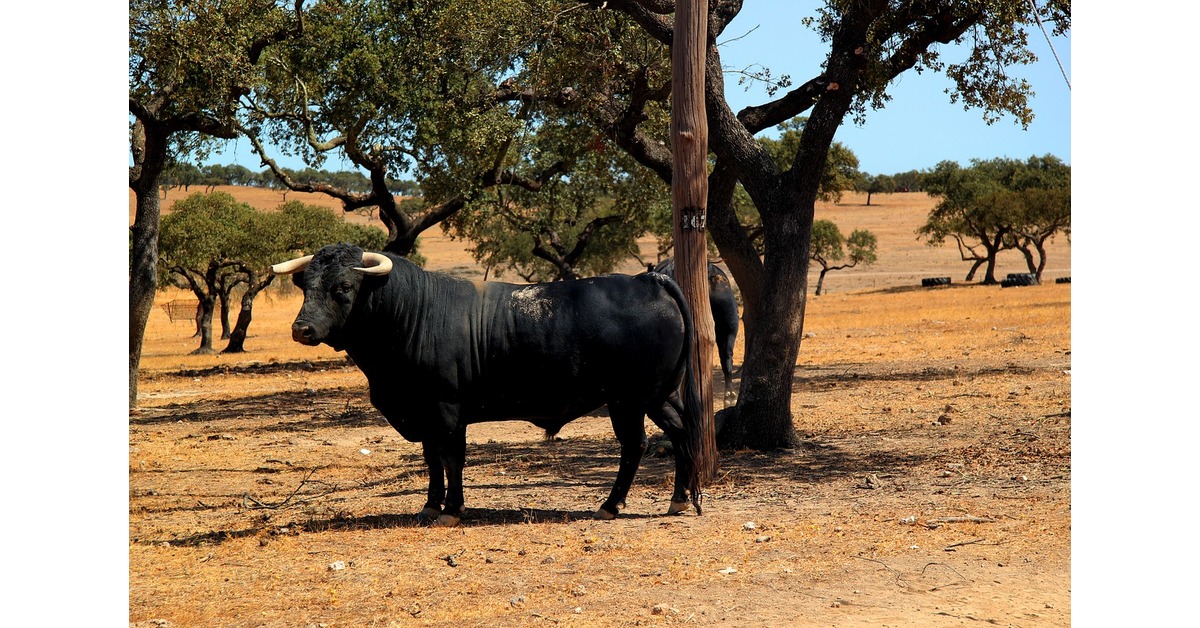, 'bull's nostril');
292,322,315,342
